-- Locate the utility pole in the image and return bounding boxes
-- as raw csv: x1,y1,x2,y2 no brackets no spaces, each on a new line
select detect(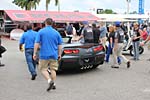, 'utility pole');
58,0,60,12
126,0,131,14
126,0,131,44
